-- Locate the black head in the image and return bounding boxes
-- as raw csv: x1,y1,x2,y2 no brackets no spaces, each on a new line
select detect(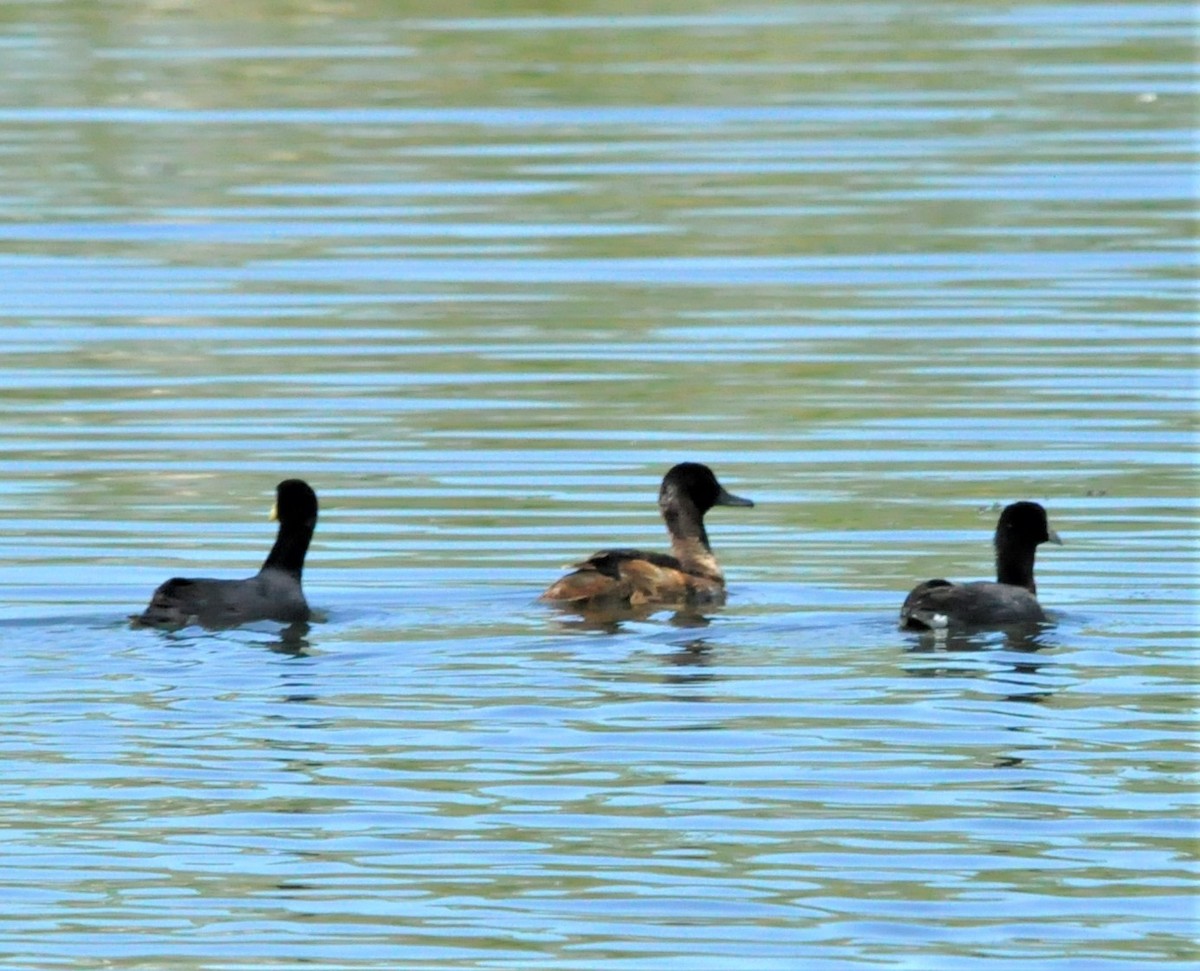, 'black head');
995,501,1060,549
271,479,319,526
658,462,754,514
